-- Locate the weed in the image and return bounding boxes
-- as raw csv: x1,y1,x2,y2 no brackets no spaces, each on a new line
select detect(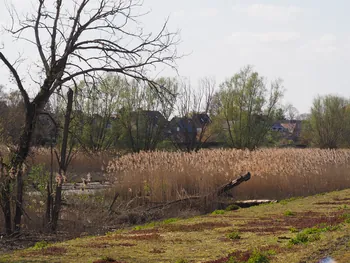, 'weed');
175,259,188,263
247,250,270,263
341,213,350,223
284,210,295,216
289,225,337,245
227,231,241,240
289,227,298,233
289,232,309,245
